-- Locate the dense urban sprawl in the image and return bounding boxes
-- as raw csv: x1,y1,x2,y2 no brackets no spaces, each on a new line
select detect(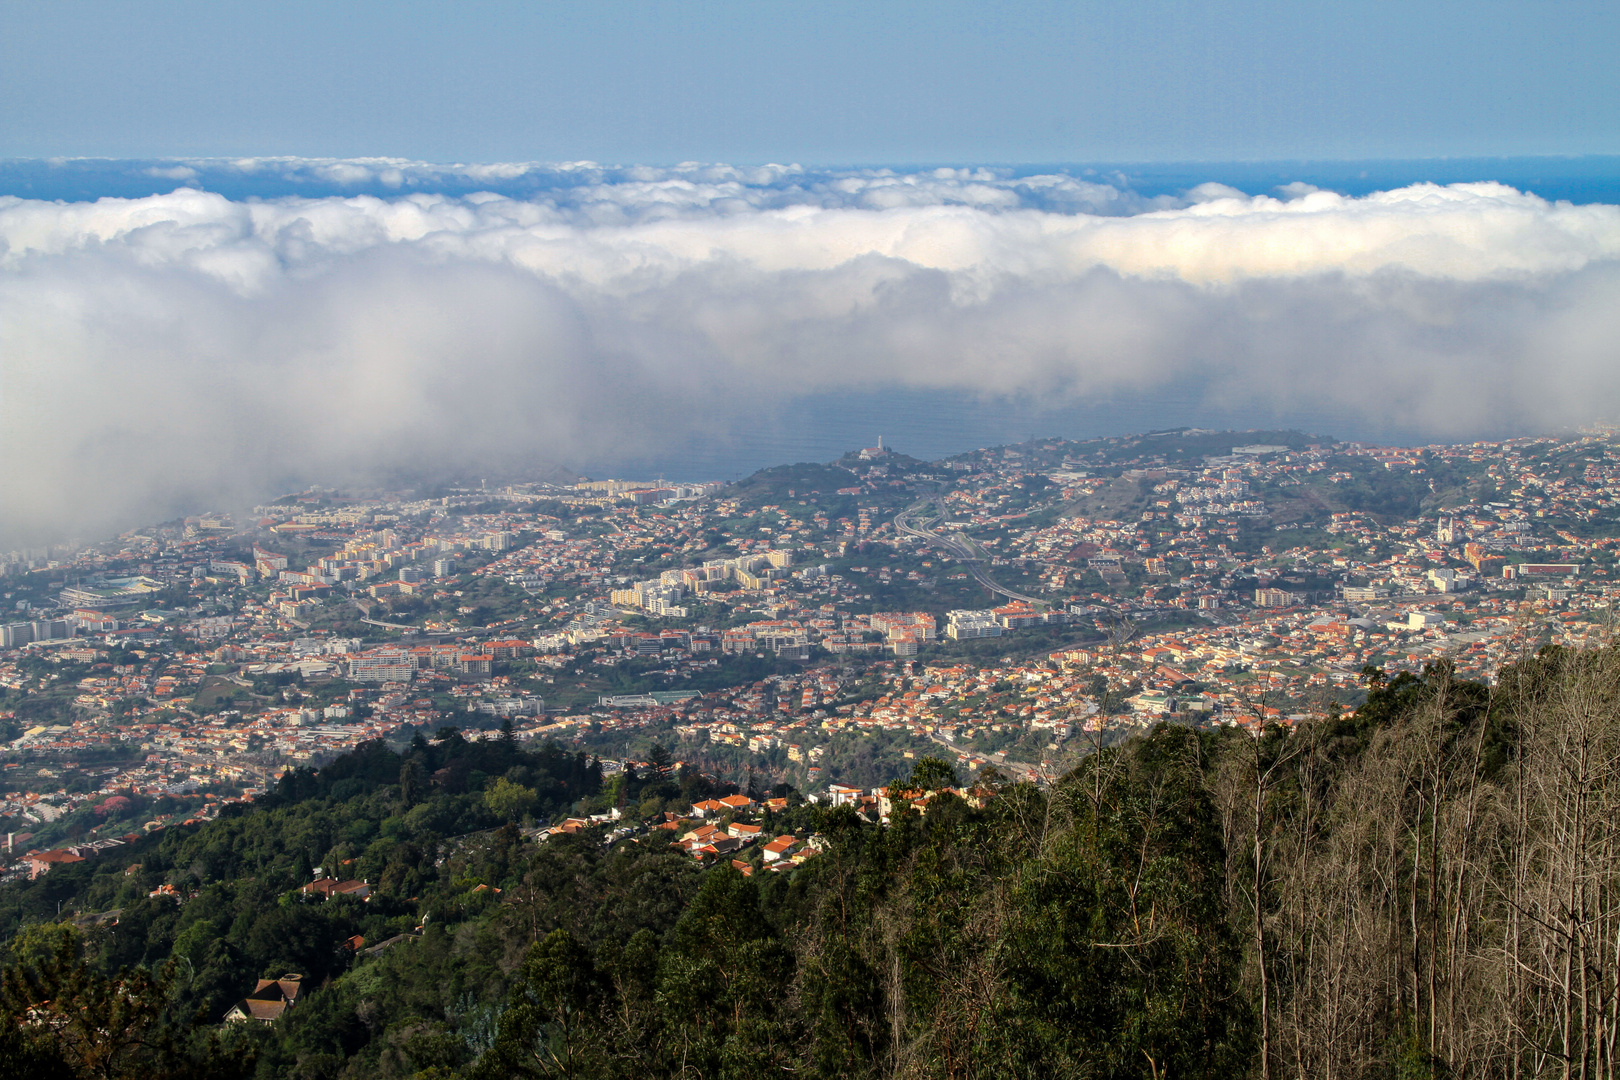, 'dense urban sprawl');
3,427,1616,878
